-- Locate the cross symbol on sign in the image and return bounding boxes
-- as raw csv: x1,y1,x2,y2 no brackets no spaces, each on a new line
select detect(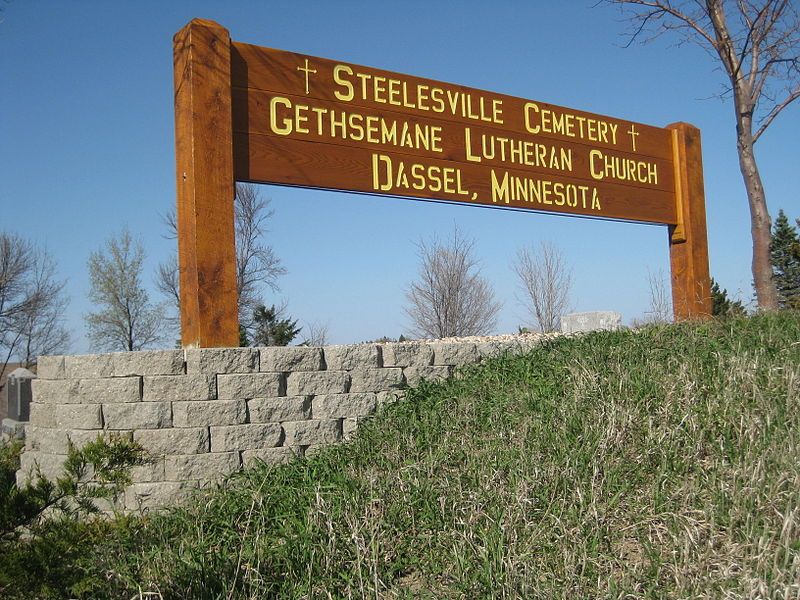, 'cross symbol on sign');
627,124,640,152
297,58,317,95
